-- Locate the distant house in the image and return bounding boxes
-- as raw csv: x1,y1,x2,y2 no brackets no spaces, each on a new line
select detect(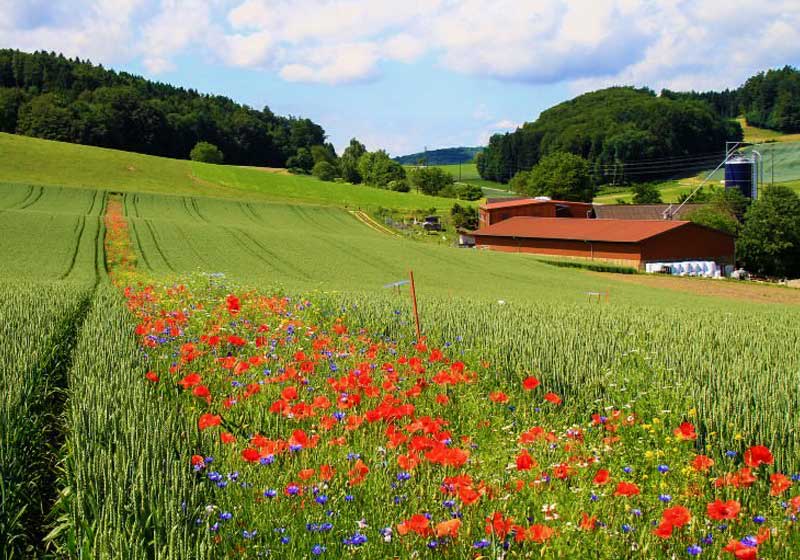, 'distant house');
592,203,704,221
471,217,735,270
